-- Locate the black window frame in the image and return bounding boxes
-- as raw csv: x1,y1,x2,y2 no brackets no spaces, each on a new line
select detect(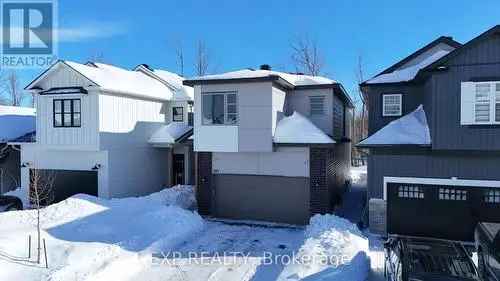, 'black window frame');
53,98,81,128
172,106,184,122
